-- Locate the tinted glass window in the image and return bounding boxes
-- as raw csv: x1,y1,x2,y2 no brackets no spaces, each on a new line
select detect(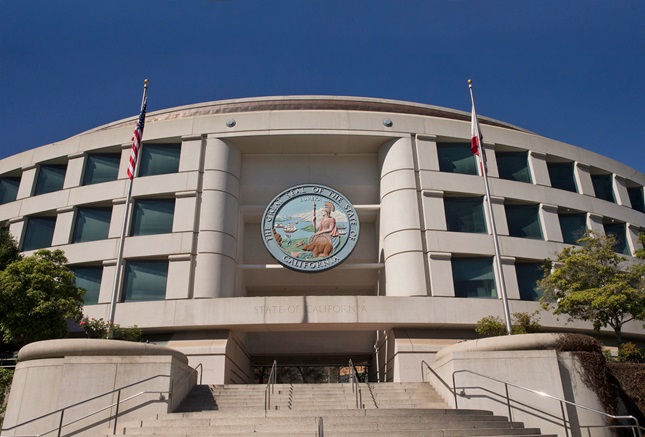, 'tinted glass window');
452,257,497,298
72,207,112,243
627,187,645,213
34,164,67,195
515,263,544,301
604,223,629,255
505,204,542,239
138,144,181,177
0,177,20,204
559,213,586,245
130,199,175,236
547,162,577,193
437,143,477,175
122,260,168,302
22,216,56,251
591,174,615,203
496,152,531,183
72,266,102,305
83,154,120,185
445,197,486,233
